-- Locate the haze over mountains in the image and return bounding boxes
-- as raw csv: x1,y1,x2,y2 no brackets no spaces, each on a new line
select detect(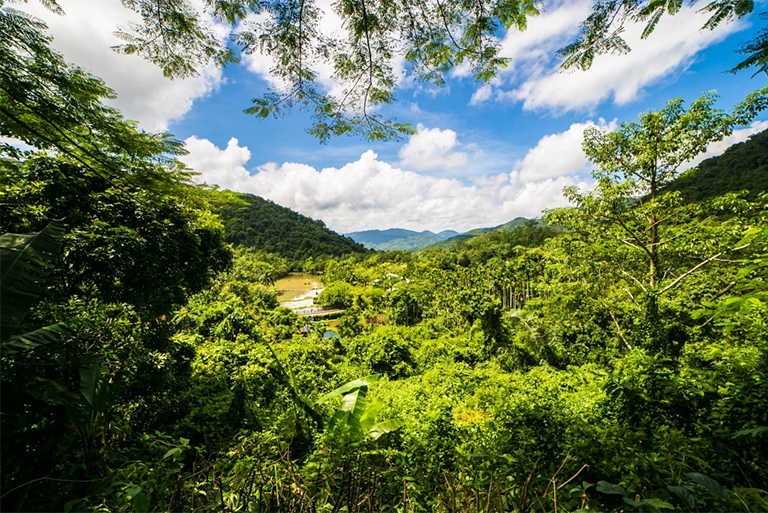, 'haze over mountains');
347,218,542,251
345,229,460,251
